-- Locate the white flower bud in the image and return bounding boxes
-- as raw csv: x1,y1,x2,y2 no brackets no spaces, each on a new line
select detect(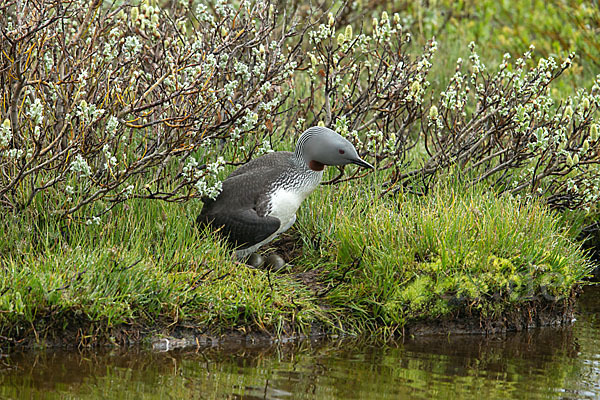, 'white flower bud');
429,105,438,120
345,25,353,41
0,118,12,147
591,123,599,141
582,97,590,111
410,80,421,95
566,154,574,167
582,139,590,153
328,13,335,27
